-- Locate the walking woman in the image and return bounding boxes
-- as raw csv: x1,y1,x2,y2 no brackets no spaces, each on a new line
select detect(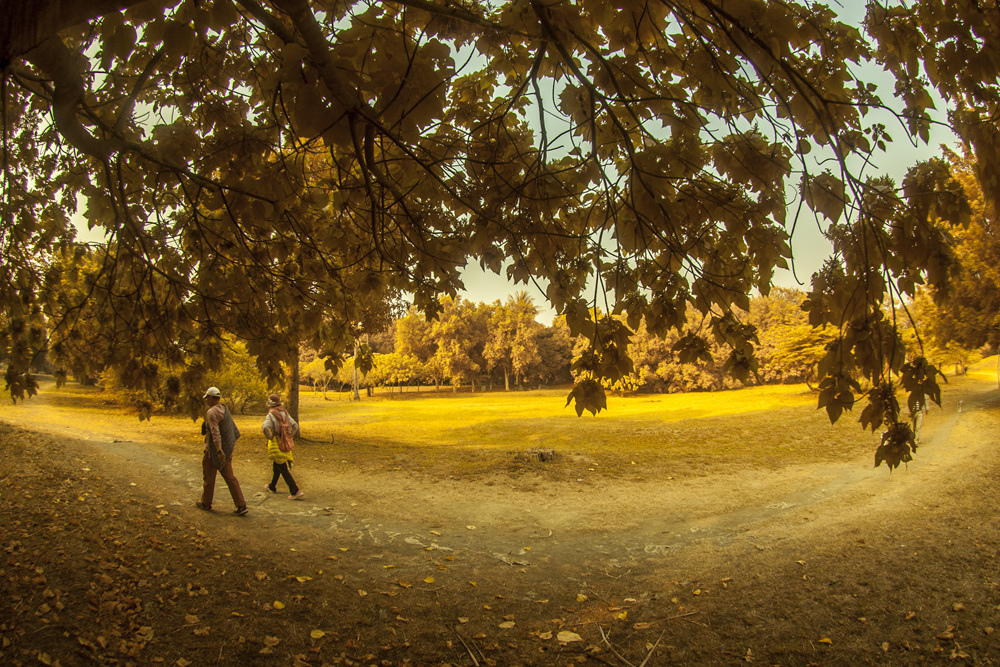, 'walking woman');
262,393,304,500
